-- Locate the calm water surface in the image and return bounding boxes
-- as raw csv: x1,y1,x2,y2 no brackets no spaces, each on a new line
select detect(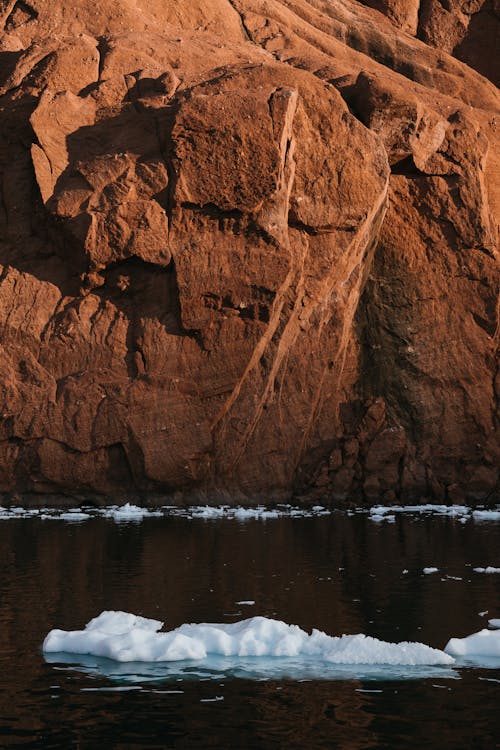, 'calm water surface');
0,513,499,748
